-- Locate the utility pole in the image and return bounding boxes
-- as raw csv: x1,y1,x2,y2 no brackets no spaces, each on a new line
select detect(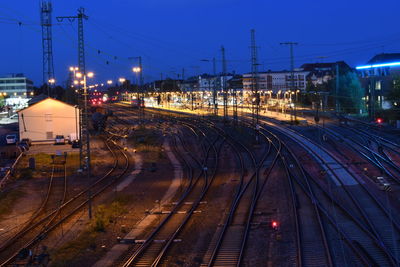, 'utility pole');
40,1,55,96
280,42,298,123
57,8,91,219
221,46,228,122
250,29,260,128
336,63,340,113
